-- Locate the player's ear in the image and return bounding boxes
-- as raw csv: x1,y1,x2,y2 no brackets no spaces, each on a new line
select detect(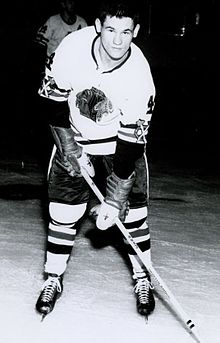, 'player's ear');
95,18,102,34
133,24,140,38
